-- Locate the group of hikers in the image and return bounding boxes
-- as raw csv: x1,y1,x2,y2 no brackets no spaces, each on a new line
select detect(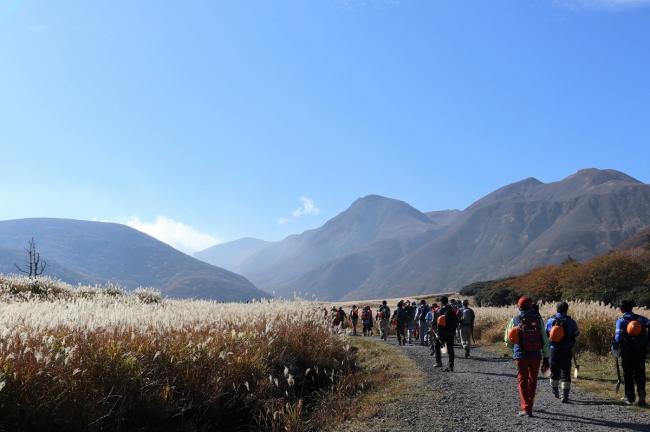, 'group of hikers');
505,296,648,416
328,295,649,417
